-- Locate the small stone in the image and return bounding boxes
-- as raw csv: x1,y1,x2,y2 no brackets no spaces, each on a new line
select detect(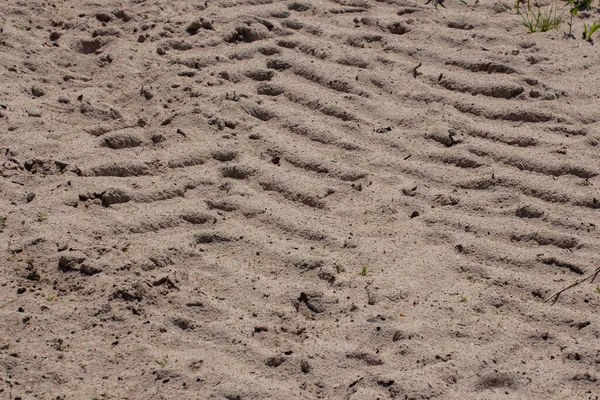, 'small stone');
49,31,61,41
32,86,45,97
265,356,286,367
96,12,112,23
28,107,42,117
26,192,36,203
300,360,311,373
151,133,166,143
140,87,154,100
